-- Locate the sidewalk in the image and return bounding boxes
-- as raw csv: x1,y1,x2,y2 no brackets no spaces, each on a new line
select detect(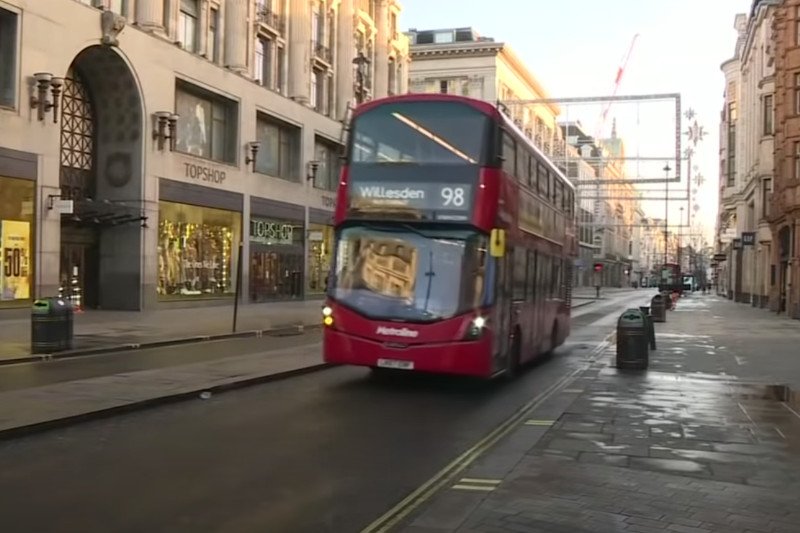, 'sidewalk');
0,299,324,364
573,287,639,300
398,294,800,533
0,340,324,440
